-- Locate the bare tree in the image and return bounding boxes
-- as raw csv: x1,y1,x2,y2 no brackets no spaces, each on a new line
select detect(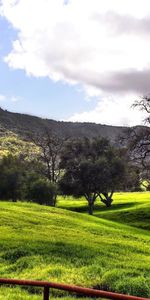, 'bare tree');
128,126,150,170
127,96,150,179
133,95,150,124
30,128,64,183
